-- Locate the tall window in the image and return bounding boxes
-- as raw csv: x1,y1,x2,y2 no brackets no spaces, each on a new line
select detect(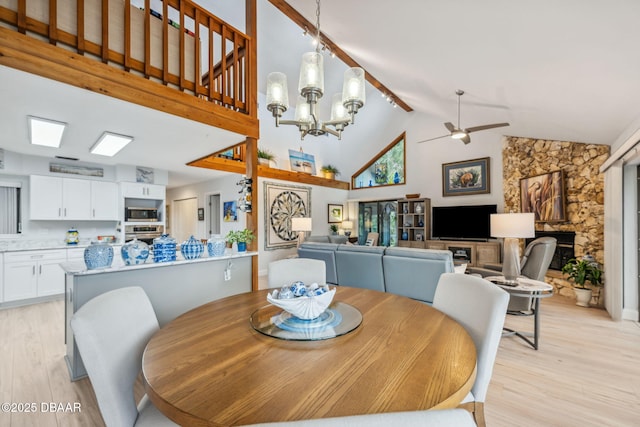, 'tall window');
351,132,406,189
0,184,21,234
